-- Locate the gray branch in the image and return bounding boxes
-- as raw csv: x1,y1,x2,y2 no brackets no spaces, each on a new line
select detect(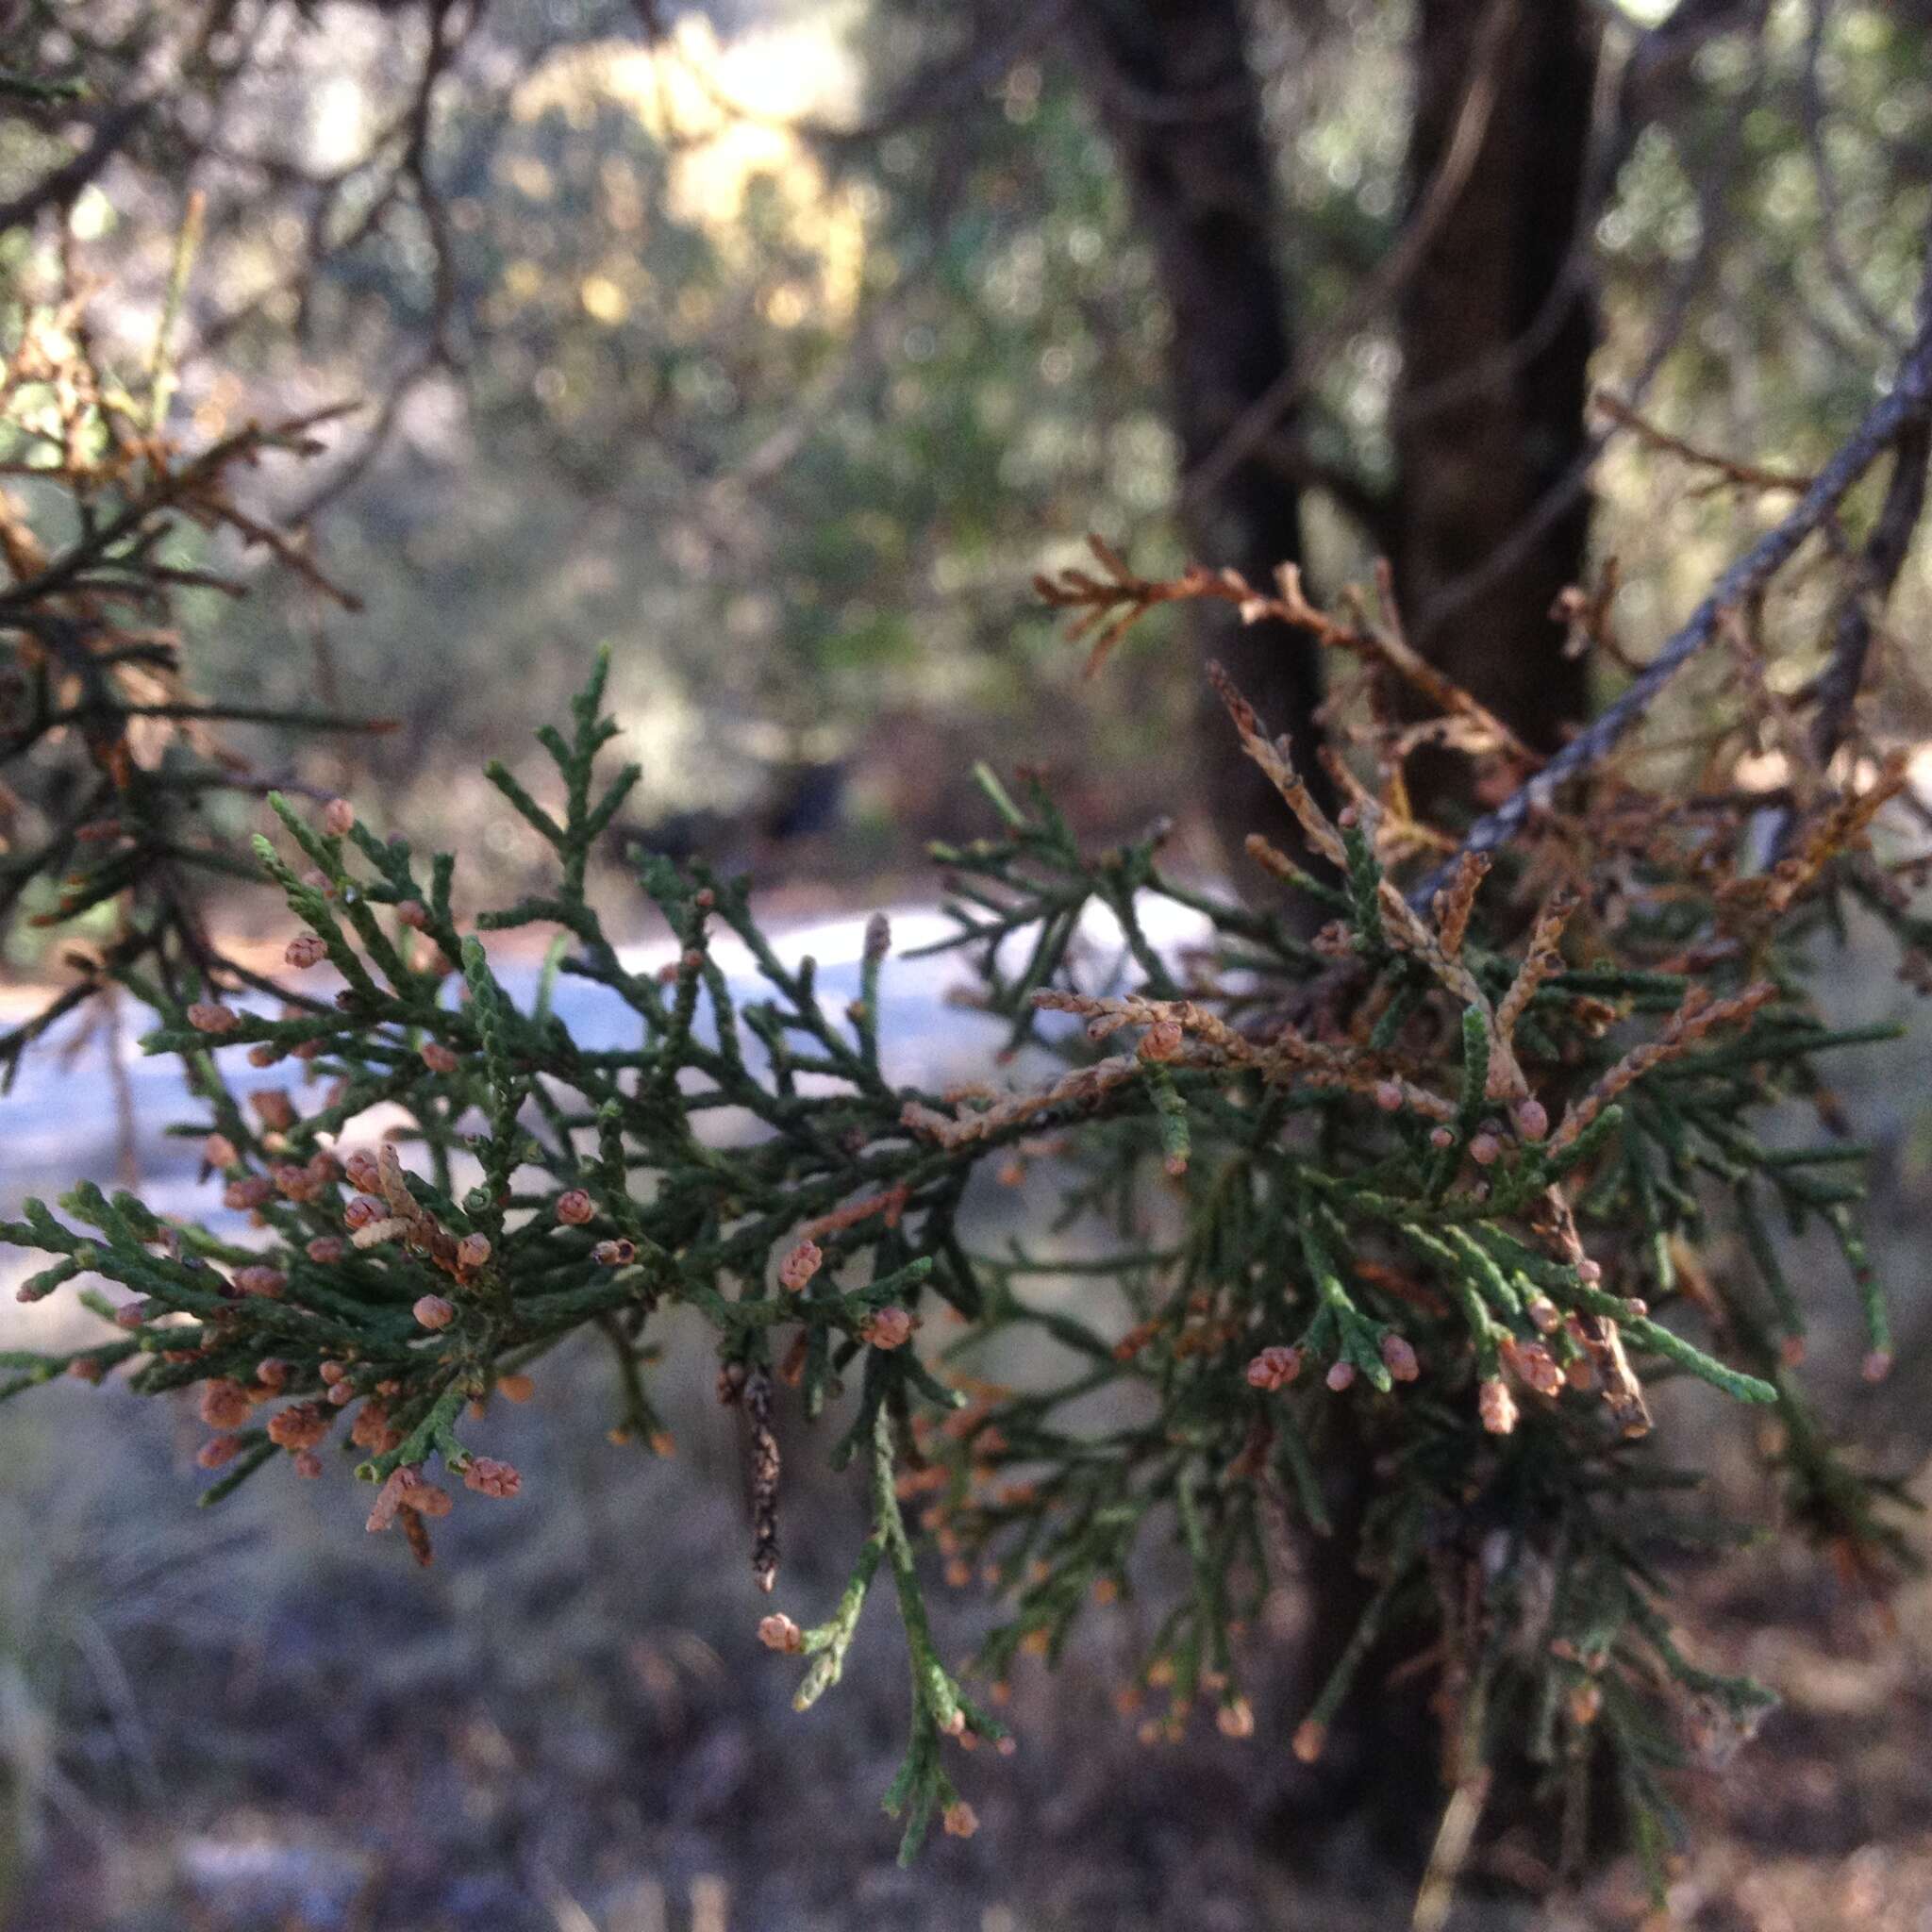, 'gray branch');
1412,275,1932,907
